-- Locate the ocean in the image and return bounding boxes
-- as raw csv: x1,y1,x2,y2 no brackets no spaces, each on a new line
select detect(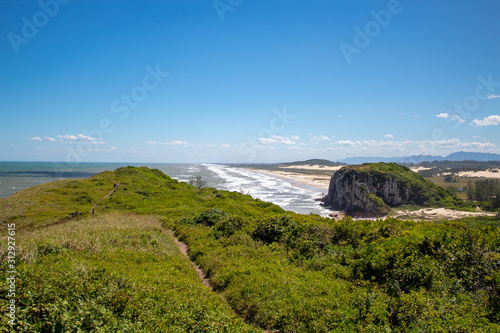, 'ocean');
0,162,332,217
